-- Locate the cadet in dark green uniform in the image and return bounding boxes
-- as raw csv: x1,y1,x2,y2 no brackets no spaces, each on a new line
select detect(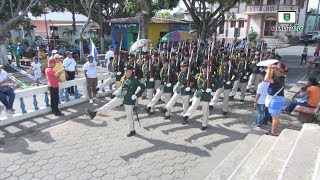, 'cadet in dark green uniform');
229,53,252,101
152,52,161,90
164,61,194,119
182,63,219,130
86,65,145,137
146,59,176,115
210,57,236,115
141,56,155,102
